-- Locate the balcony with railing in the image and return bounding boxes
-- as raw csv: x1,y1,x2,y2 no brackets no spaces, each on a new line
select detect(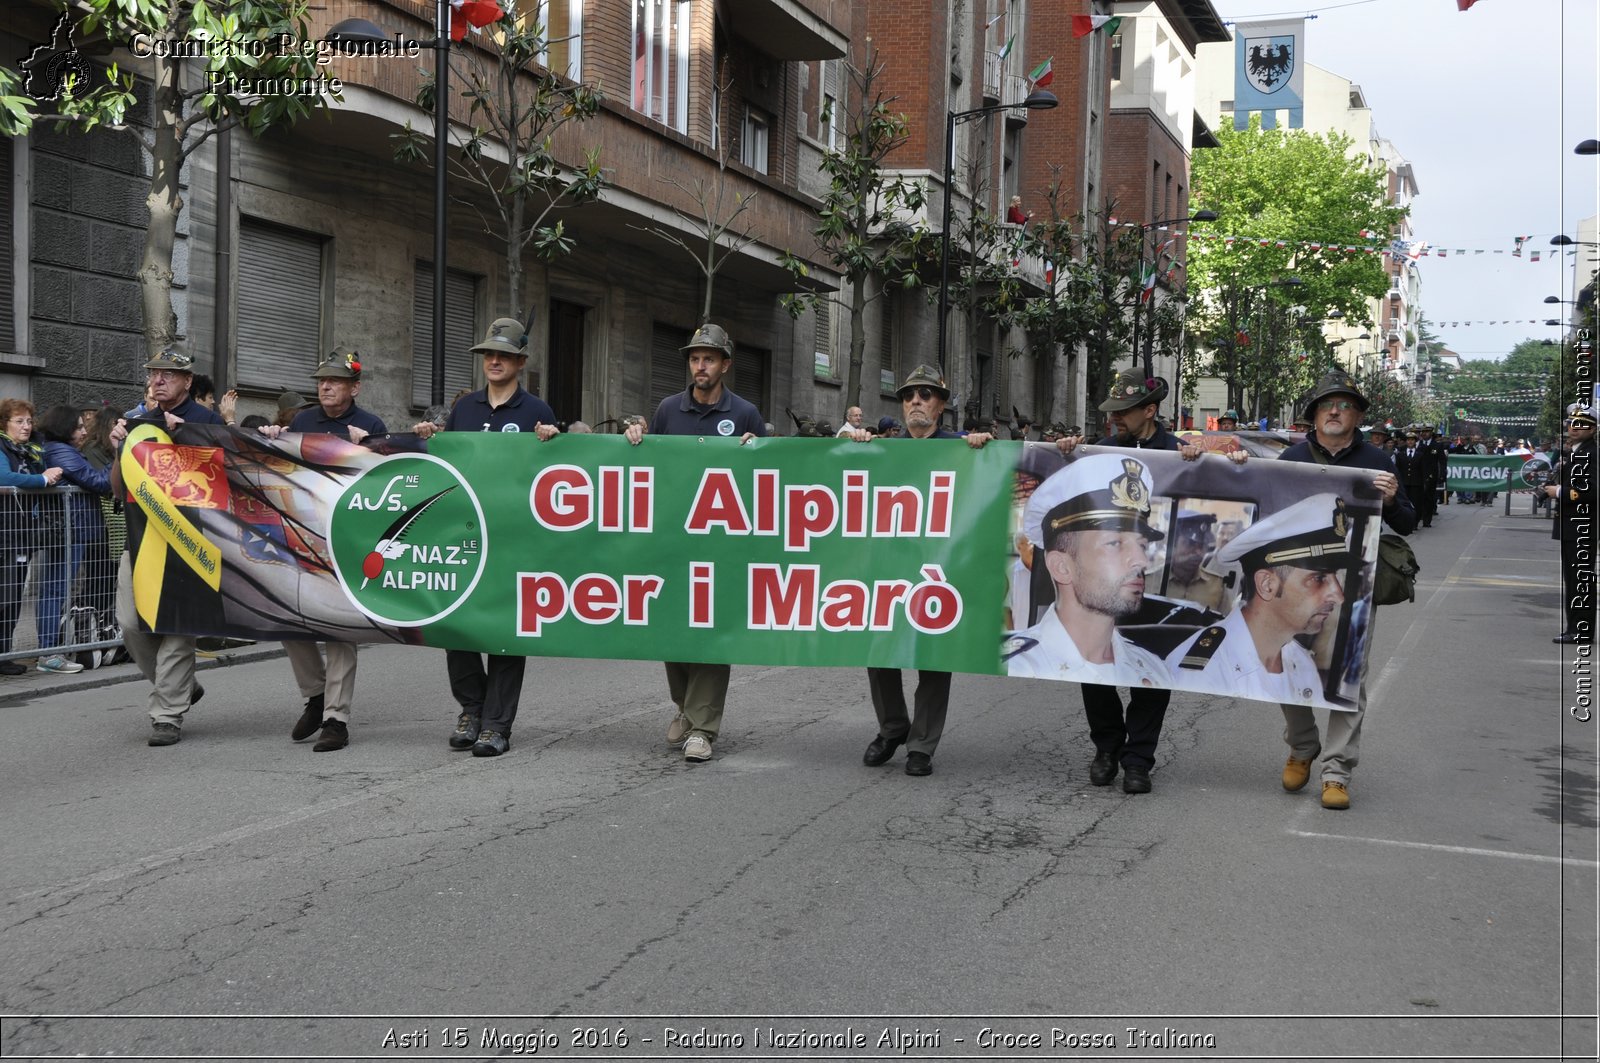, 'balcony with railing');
983,50,1003,102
